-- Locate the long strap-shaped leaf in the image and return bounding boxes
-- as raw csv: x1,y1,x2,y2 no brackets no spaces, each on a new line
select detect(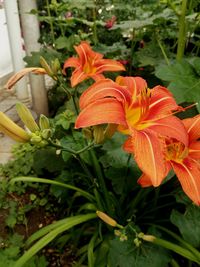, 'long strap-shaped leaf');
13,213,97,267
11,177,95,202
